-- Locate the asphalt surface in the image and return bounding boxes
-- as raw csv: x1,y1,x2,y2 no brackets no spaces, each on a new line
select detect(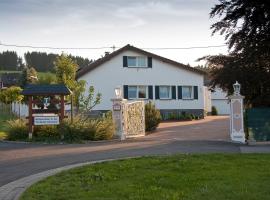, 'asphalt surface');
0,116,269,187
